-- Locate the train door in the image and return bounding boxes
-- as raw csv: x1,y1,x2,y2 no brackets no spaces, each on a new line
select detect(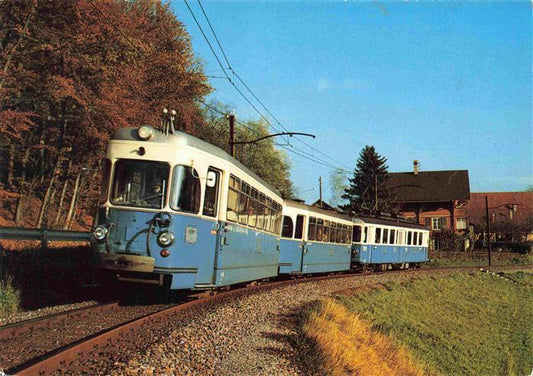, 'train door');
397,230,405,263
294,215,305,272
371,226,381,263
197,167,221,285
